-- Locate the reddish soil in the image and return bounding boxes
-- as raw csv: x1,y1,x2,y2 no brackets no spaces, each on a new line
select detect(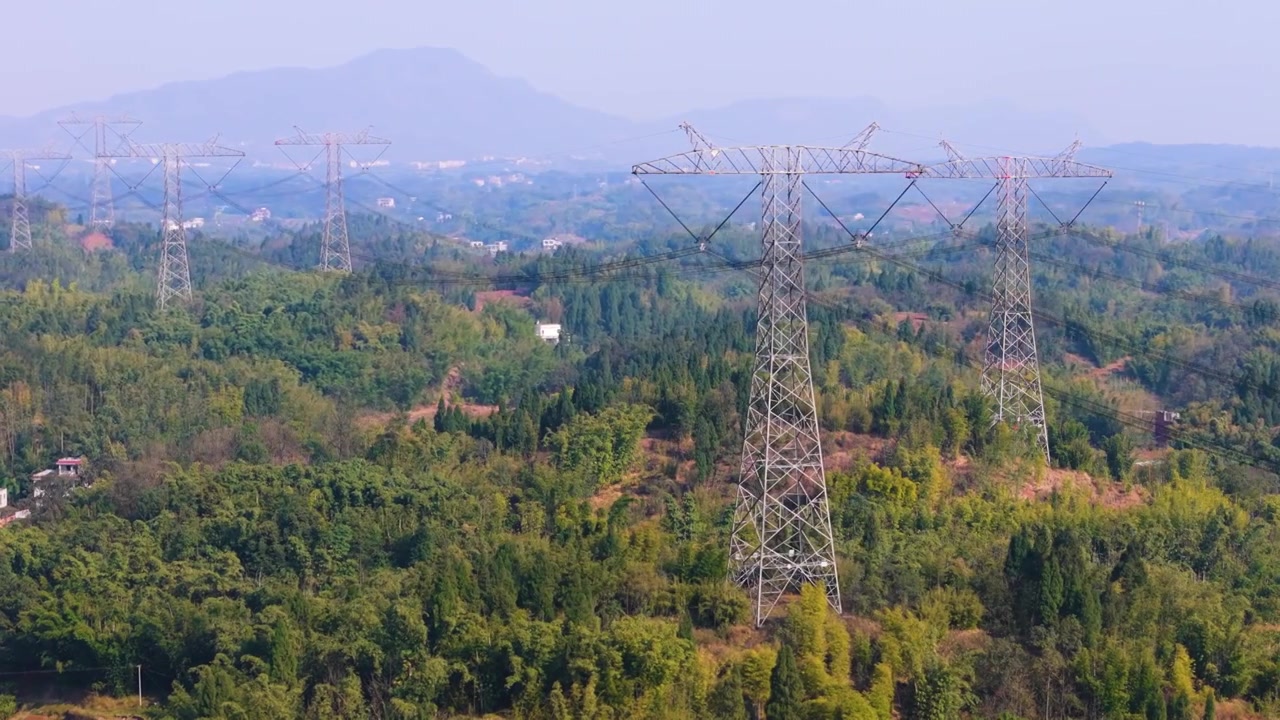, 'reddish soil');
473,289,529,312
79,232,113,252
359,400,497,430
1090,357,1129,380
1061,352,1130,380
891,311,930,332
824,431,891,470
1019,468,1145,510
1062,352,1092,367
589,483,624,511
